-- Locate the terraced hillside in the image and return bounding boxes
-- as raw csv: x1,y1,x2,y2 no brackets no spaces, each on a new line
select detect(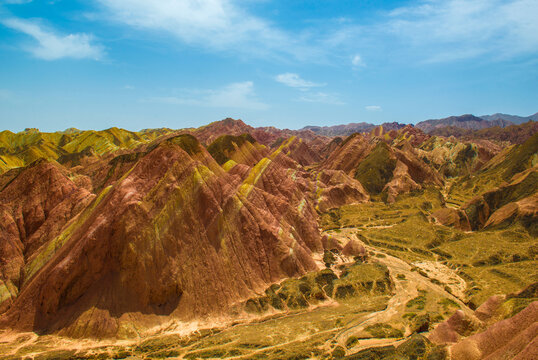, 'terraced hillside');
0,120,536,359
